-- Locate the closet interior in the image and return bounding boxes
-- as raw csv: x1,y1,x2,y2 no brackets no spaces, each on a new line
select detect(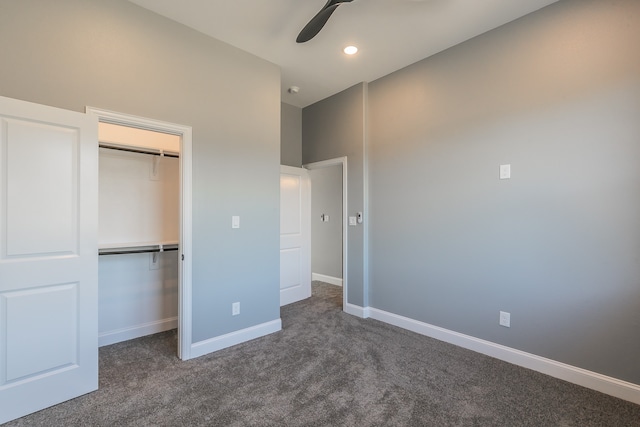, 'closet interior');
97,122,180,347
